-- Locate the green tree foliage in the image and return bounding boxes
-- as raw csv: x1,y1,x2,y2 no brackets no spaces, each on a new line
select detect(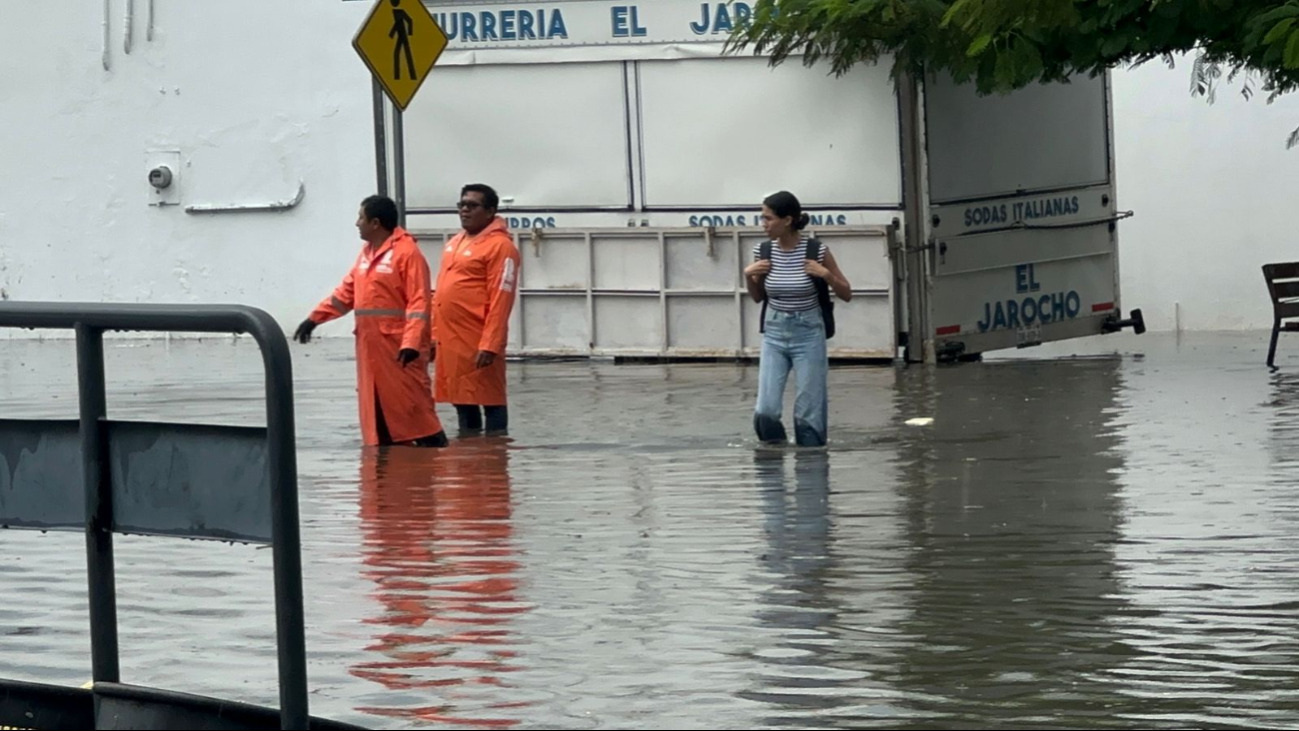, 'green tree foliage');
726,0,1299,146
